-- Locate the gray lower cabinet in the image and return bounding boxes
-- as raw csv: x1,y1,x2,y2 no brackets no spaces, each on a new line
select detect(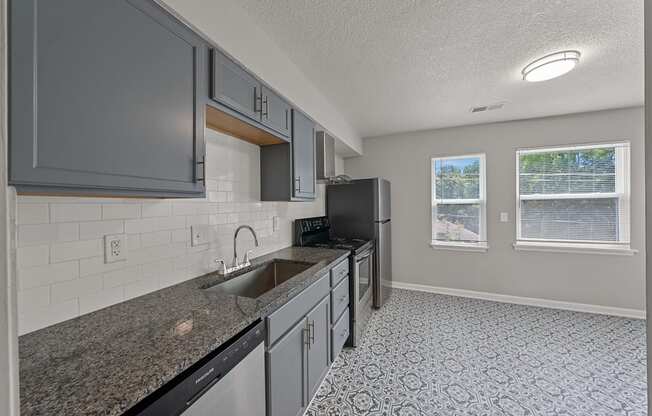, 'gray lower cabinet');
306,296,330,399
9,0,206,197
267,295,330,416
260,109,316,201
267,317,307,416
